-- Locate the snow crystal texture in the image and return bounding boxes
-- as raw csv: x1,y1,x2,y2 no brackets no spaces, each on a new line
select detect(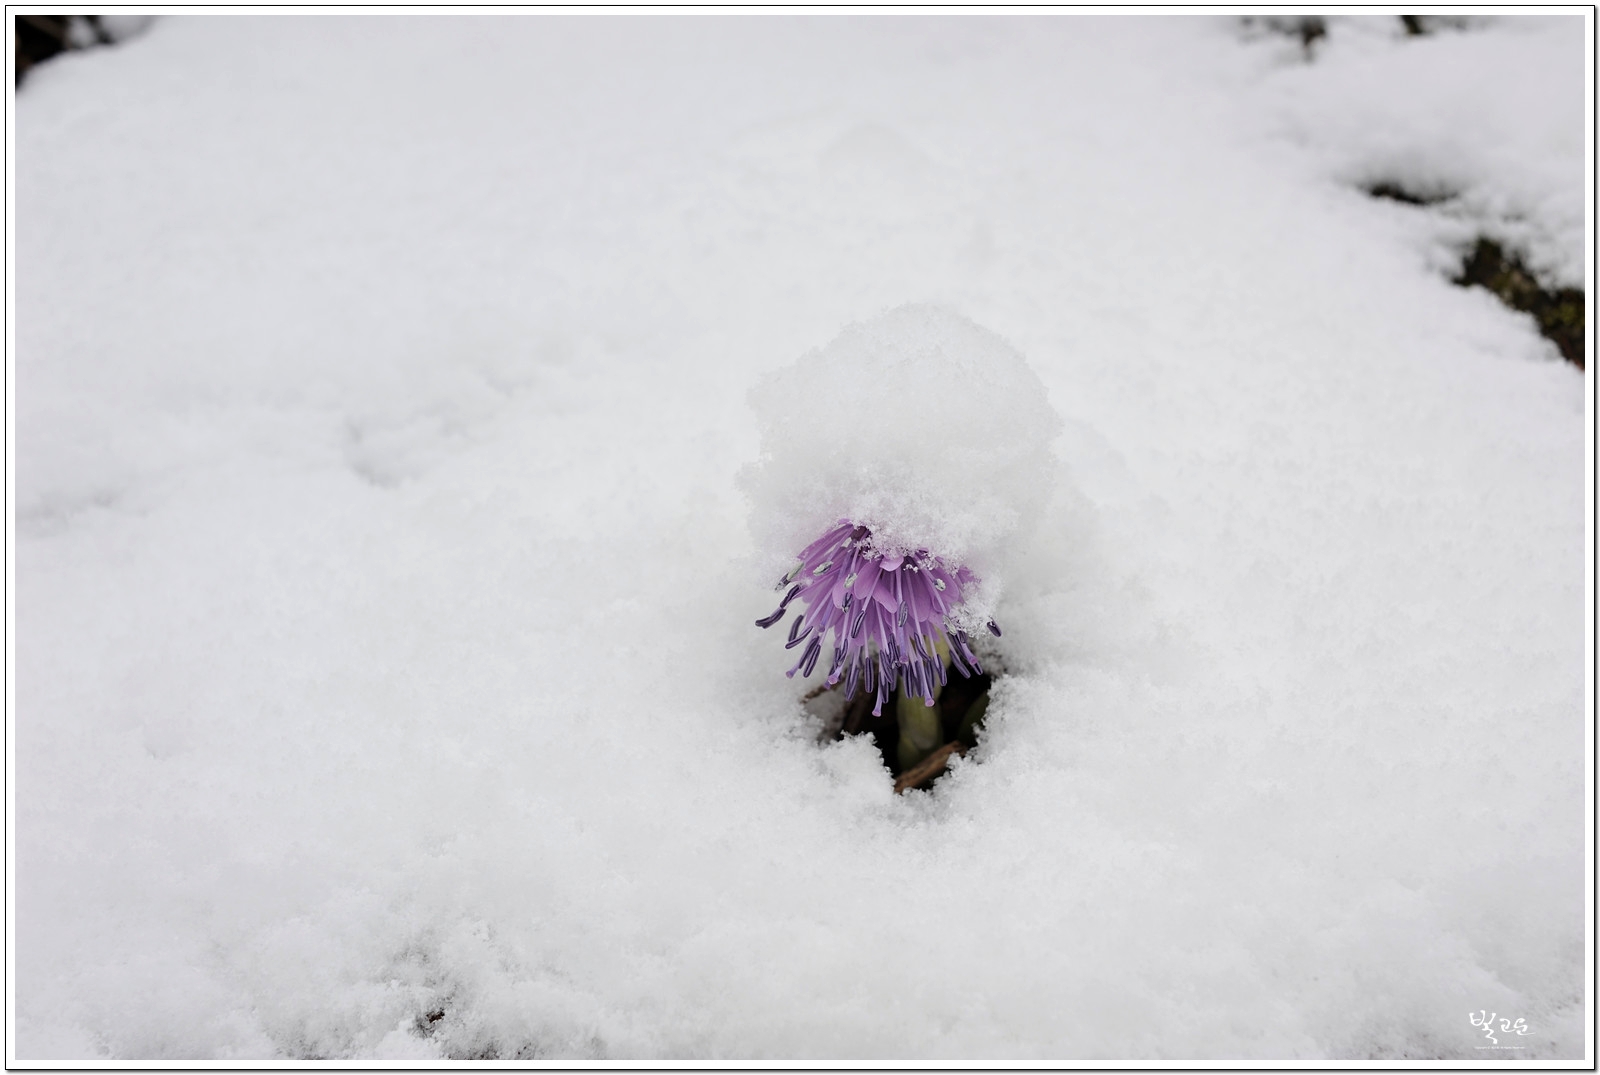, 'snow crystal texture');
12,14,1588,1062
